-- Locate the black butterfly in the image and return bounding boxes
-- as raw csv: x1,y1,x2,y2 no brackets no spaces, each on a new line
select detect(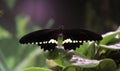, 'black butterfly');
19,29,102,51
